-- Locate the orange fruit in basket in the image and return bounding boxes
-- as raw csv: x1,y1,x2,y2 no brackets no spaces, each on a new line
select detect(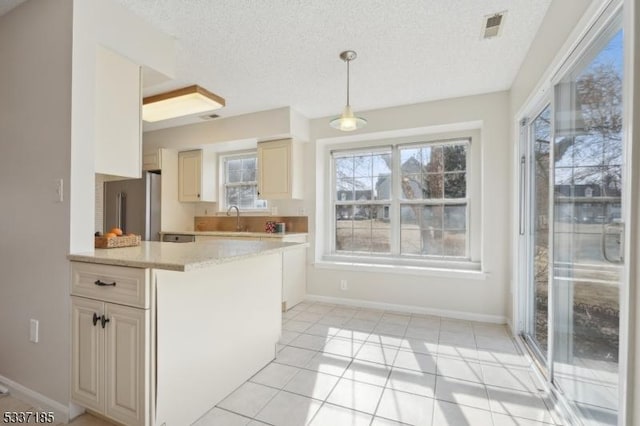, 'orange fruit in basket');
104,232,117,238
110,227,123,236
